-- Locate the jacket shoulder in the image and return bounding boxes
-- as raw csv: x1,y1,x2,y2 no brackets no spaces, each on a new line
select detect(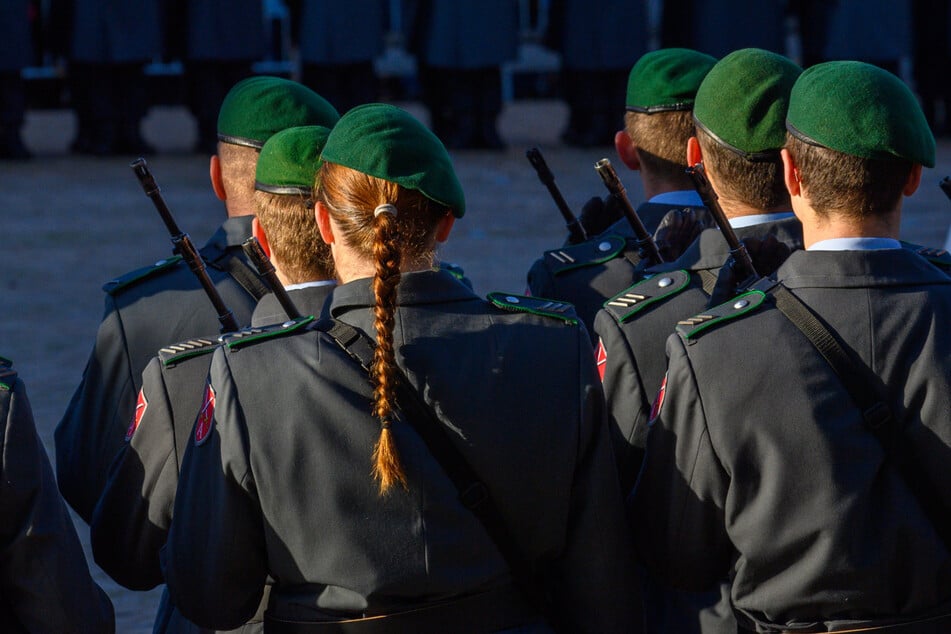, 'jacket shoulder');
486,292,579,325
675,289,769,342
158,337,222,367
220,315,316,352
542,235,628,276
602,270,691,324
103,256,184,295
